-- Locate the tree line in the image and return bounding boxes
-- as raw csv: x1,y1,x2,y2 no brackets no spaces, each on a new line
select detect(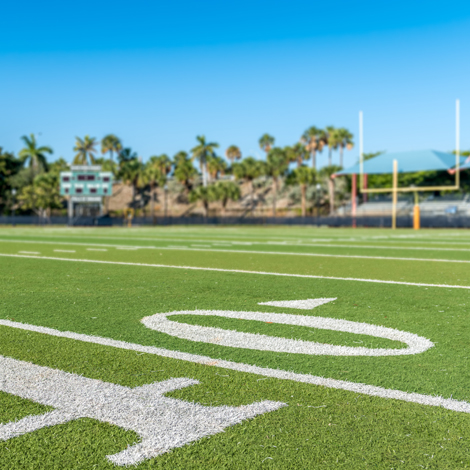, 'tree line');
0,126,355,218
